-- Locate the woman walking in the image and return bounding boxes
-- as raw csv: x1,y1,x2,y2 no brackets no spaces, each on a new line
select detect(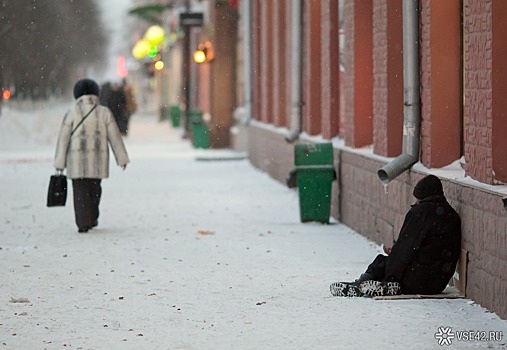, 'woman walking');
54,78,129,233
